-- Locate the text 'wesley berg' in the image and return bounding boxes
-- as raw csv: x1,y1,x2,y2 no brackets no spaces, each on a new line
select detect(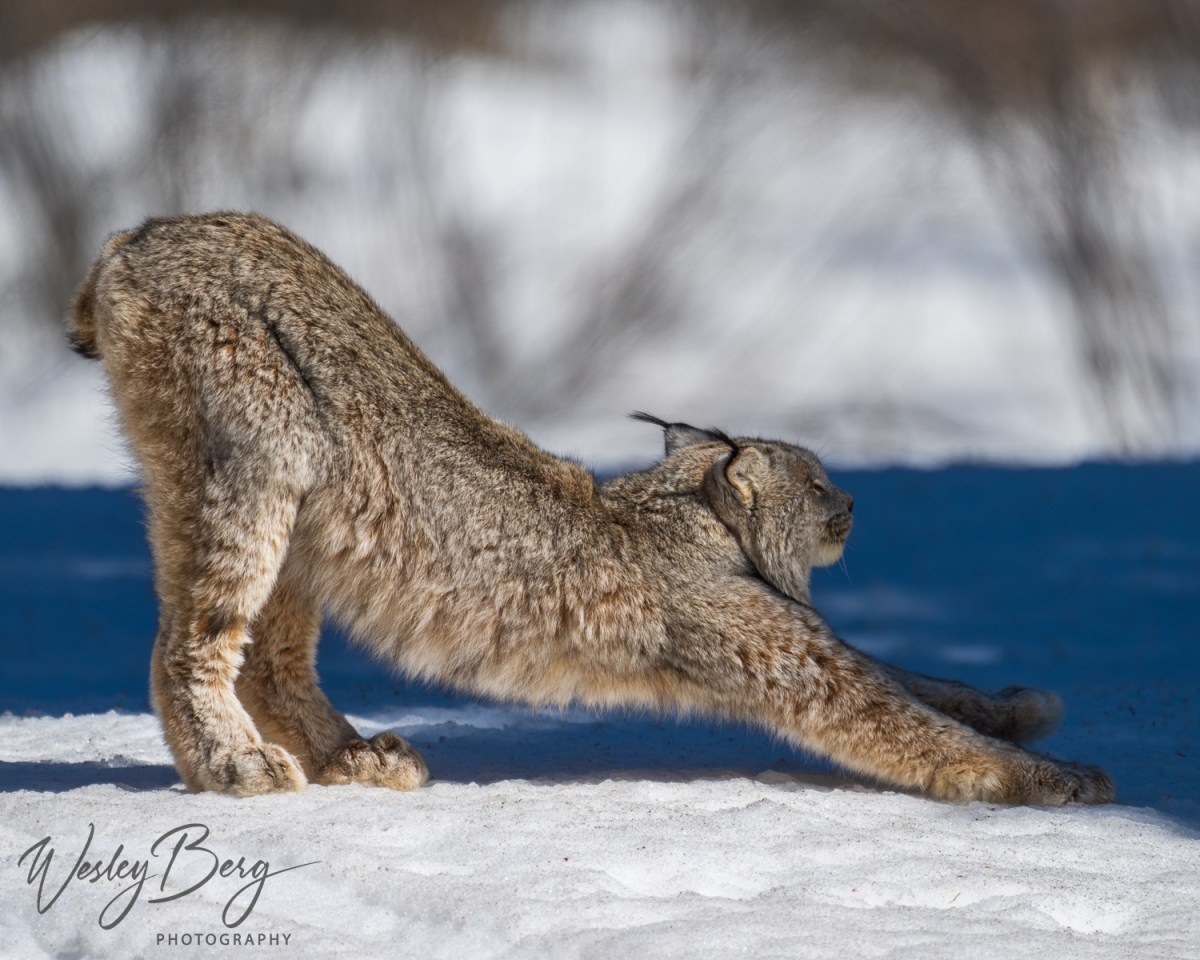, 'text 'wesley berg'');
17,821,318,929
